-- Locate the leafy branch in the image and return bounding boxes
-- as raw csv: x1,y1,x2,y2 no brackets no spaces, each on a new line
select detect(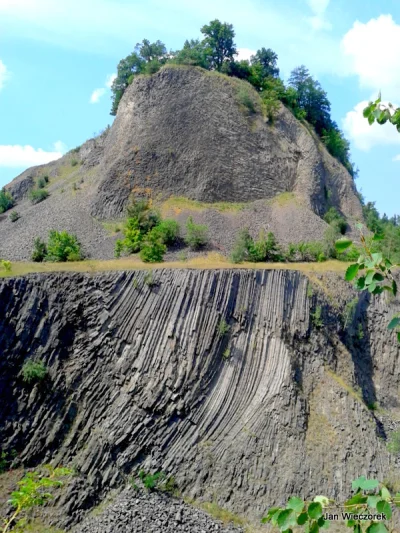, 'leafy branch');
2,465,72,533
363,95,400,131
335,224,399,342
263,477,400,532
